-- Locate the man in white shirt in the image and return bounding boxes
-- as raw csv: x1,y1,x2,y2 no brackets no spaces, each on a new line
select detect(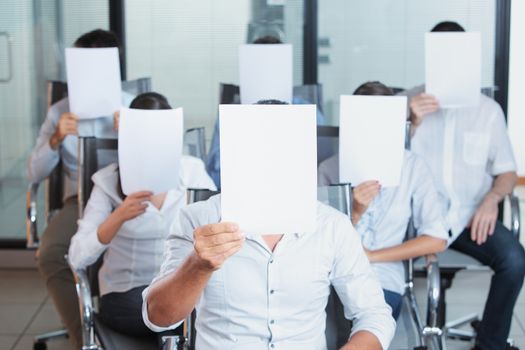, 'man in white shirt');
27,29,132,349
407,21,525,350
142,195,395,350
